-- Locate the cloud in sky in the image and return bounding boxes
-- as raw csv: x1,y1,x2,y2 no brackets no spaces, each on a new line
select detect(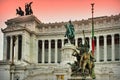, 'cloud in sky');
0,0,120,60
